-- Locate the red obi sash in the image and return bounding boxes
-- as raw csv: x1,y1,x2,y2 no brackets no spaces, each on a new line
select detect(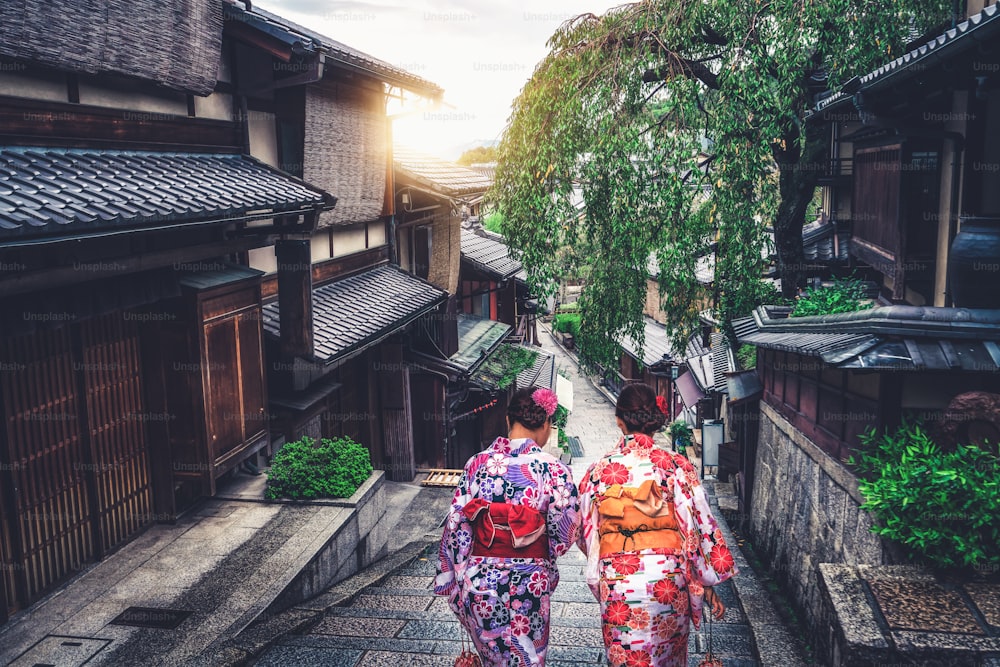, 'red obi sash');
462,498,550,559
